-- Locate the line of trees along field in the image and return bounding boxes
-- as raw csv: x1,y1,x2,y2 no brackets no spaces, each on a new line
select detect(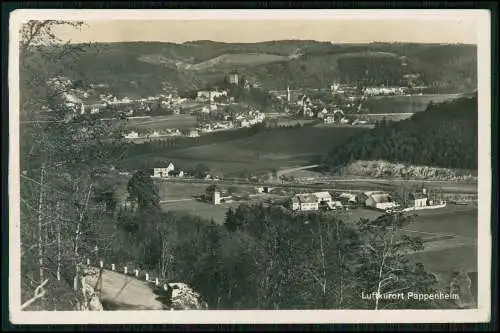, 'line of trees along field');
323,94,478,171
19,22,468,310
